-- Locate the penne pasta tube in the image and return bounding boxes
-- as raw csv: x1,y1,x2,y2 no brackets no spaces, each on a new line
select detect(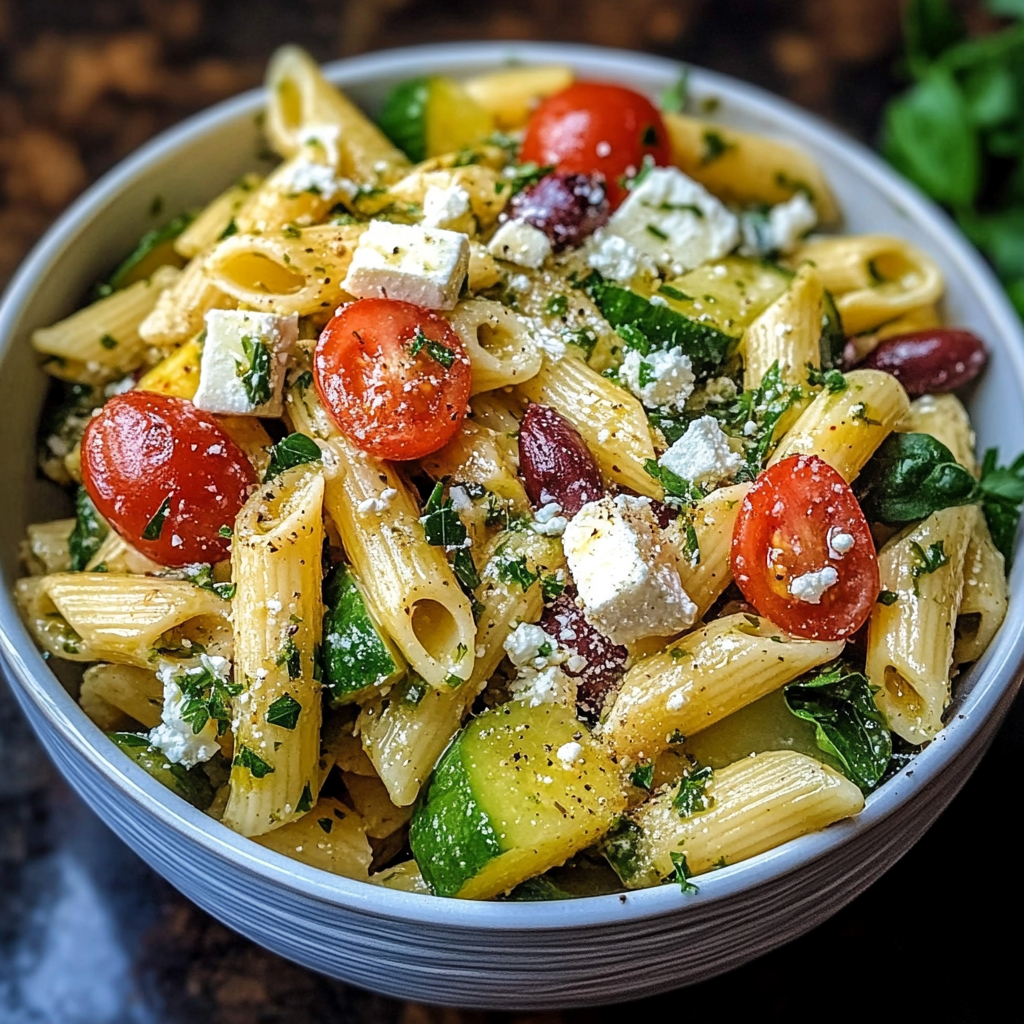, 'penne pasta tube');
605,751,863,888
174,174,263,259
515,354,660,498
867,504,978,743
793,235,944,336
768,368,910,482
954,515,1008,666
897,393,977,473
138,258,232,350
449,298,543,394
22,519,75,576
221,464,325,837
463,65,574,129
603,613,844,763
81,662,164,729
846,303,942,364
33,266,180,384
664,112,839,223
